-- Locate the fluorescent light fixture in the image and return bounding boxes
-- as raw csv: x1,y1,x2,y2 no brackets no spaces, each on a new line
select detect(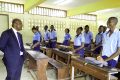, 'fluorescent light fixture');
58,0,73,5
54,0,65,4
54,0,73,5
